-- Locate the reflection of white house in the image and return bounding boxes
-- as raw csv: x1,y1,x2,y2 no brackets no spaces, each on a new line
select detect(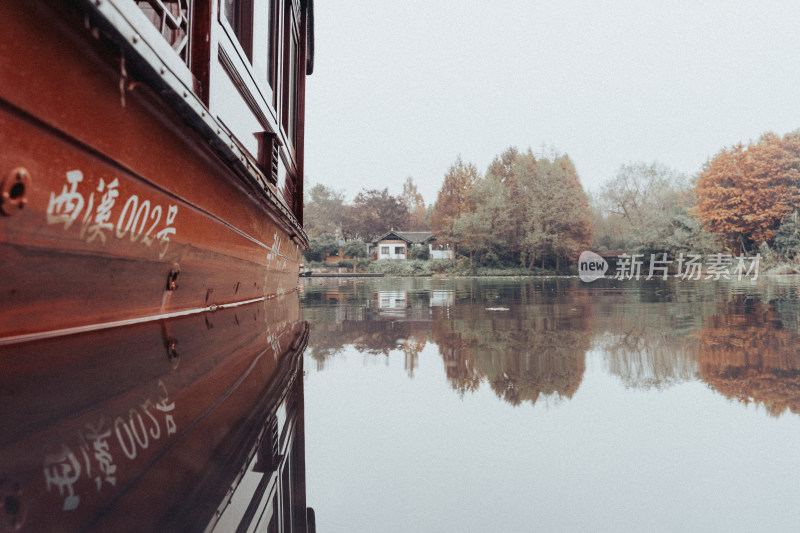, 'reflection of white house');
378,291,407,318
371,230,453,260
378,291,407,309
429,290,454,307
